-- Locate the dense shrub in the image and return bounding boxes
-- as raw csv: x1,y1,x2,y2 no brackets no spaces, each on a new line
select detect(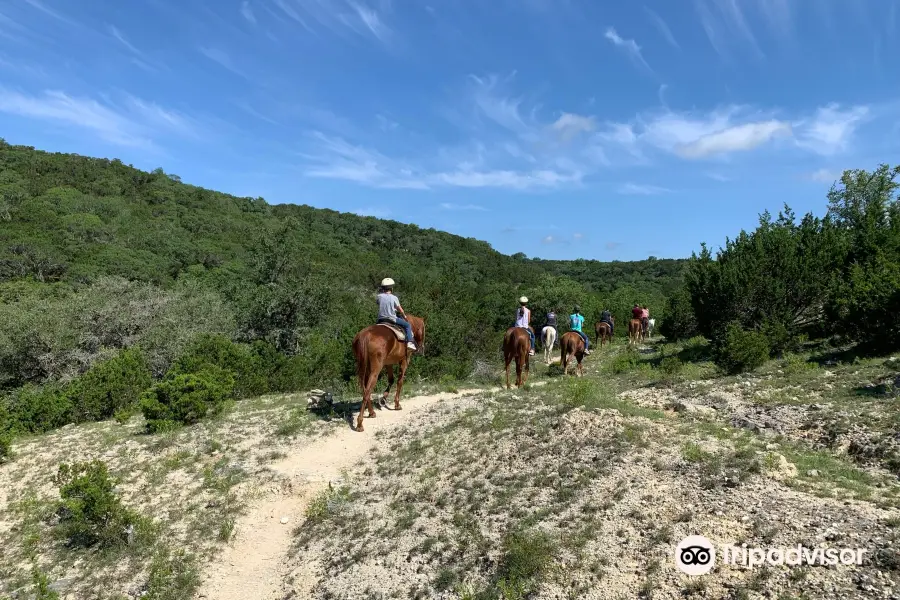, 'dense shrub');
140,368,234,433
658,356,683,382
2,383,73,434
659,286,697,342
170,334,266,399
0,433,11,462
67,348,152,422
713,323,771,375
53,460,141,549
